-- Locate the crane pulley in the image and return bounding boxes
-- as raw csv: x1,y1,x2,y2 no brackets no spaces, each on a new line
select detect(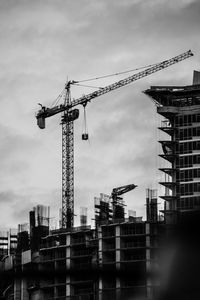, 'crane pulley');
36,50,193,228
